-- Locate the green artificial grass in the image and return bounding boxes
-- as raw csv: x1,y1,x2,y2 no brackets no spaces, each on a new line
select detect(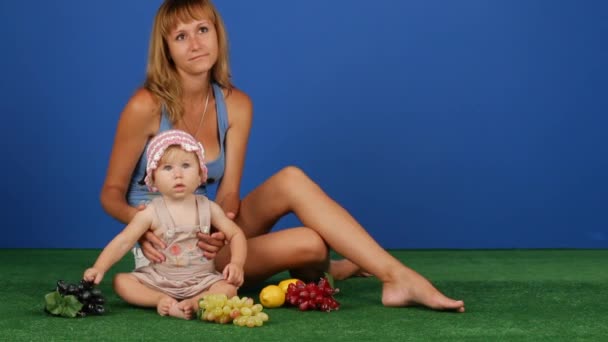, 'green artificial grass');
1,249,606,341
